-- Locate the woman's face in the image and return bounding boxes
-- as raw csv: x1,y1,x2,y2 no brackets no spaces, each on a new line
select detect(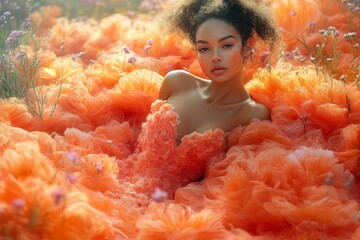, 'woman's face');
195,18,244,83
